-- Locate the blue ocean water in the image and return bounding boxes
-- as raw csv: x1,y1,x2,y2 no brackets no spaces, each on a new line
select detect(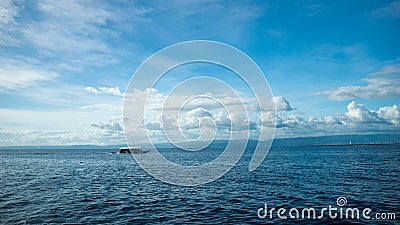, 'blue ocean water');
1,144,399,224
